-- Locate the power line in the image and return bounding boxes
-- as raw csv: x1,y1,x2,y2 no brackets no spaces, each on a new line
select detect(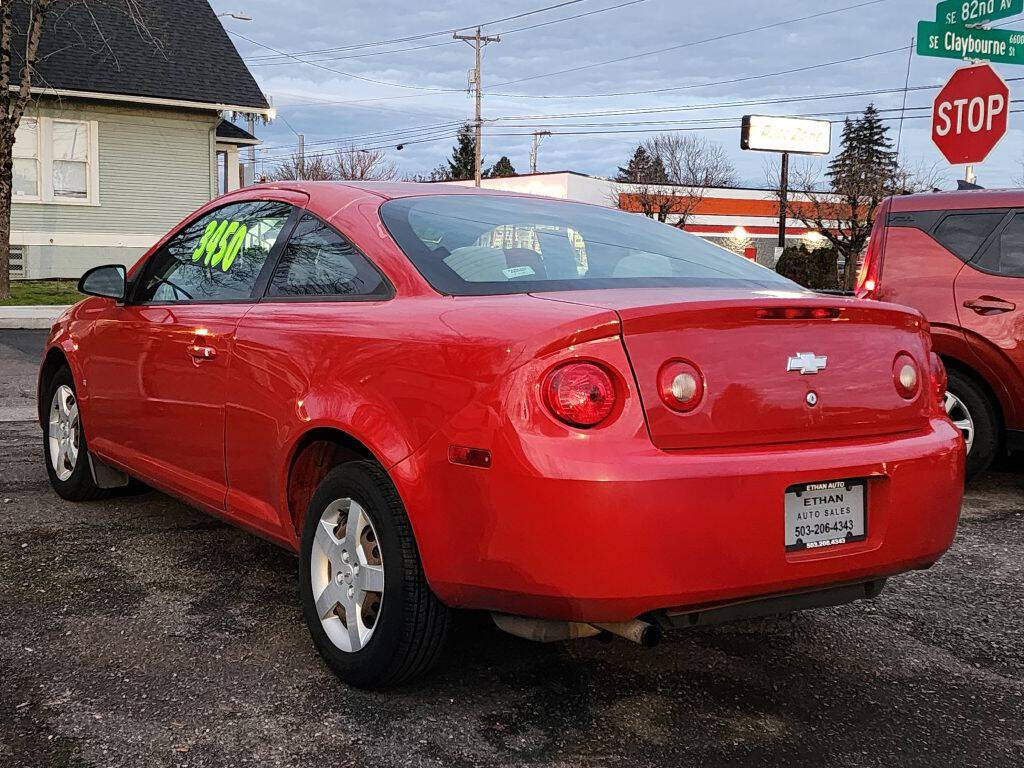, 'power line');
489,0,886,87
242,0,591,62
248,0,650,67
